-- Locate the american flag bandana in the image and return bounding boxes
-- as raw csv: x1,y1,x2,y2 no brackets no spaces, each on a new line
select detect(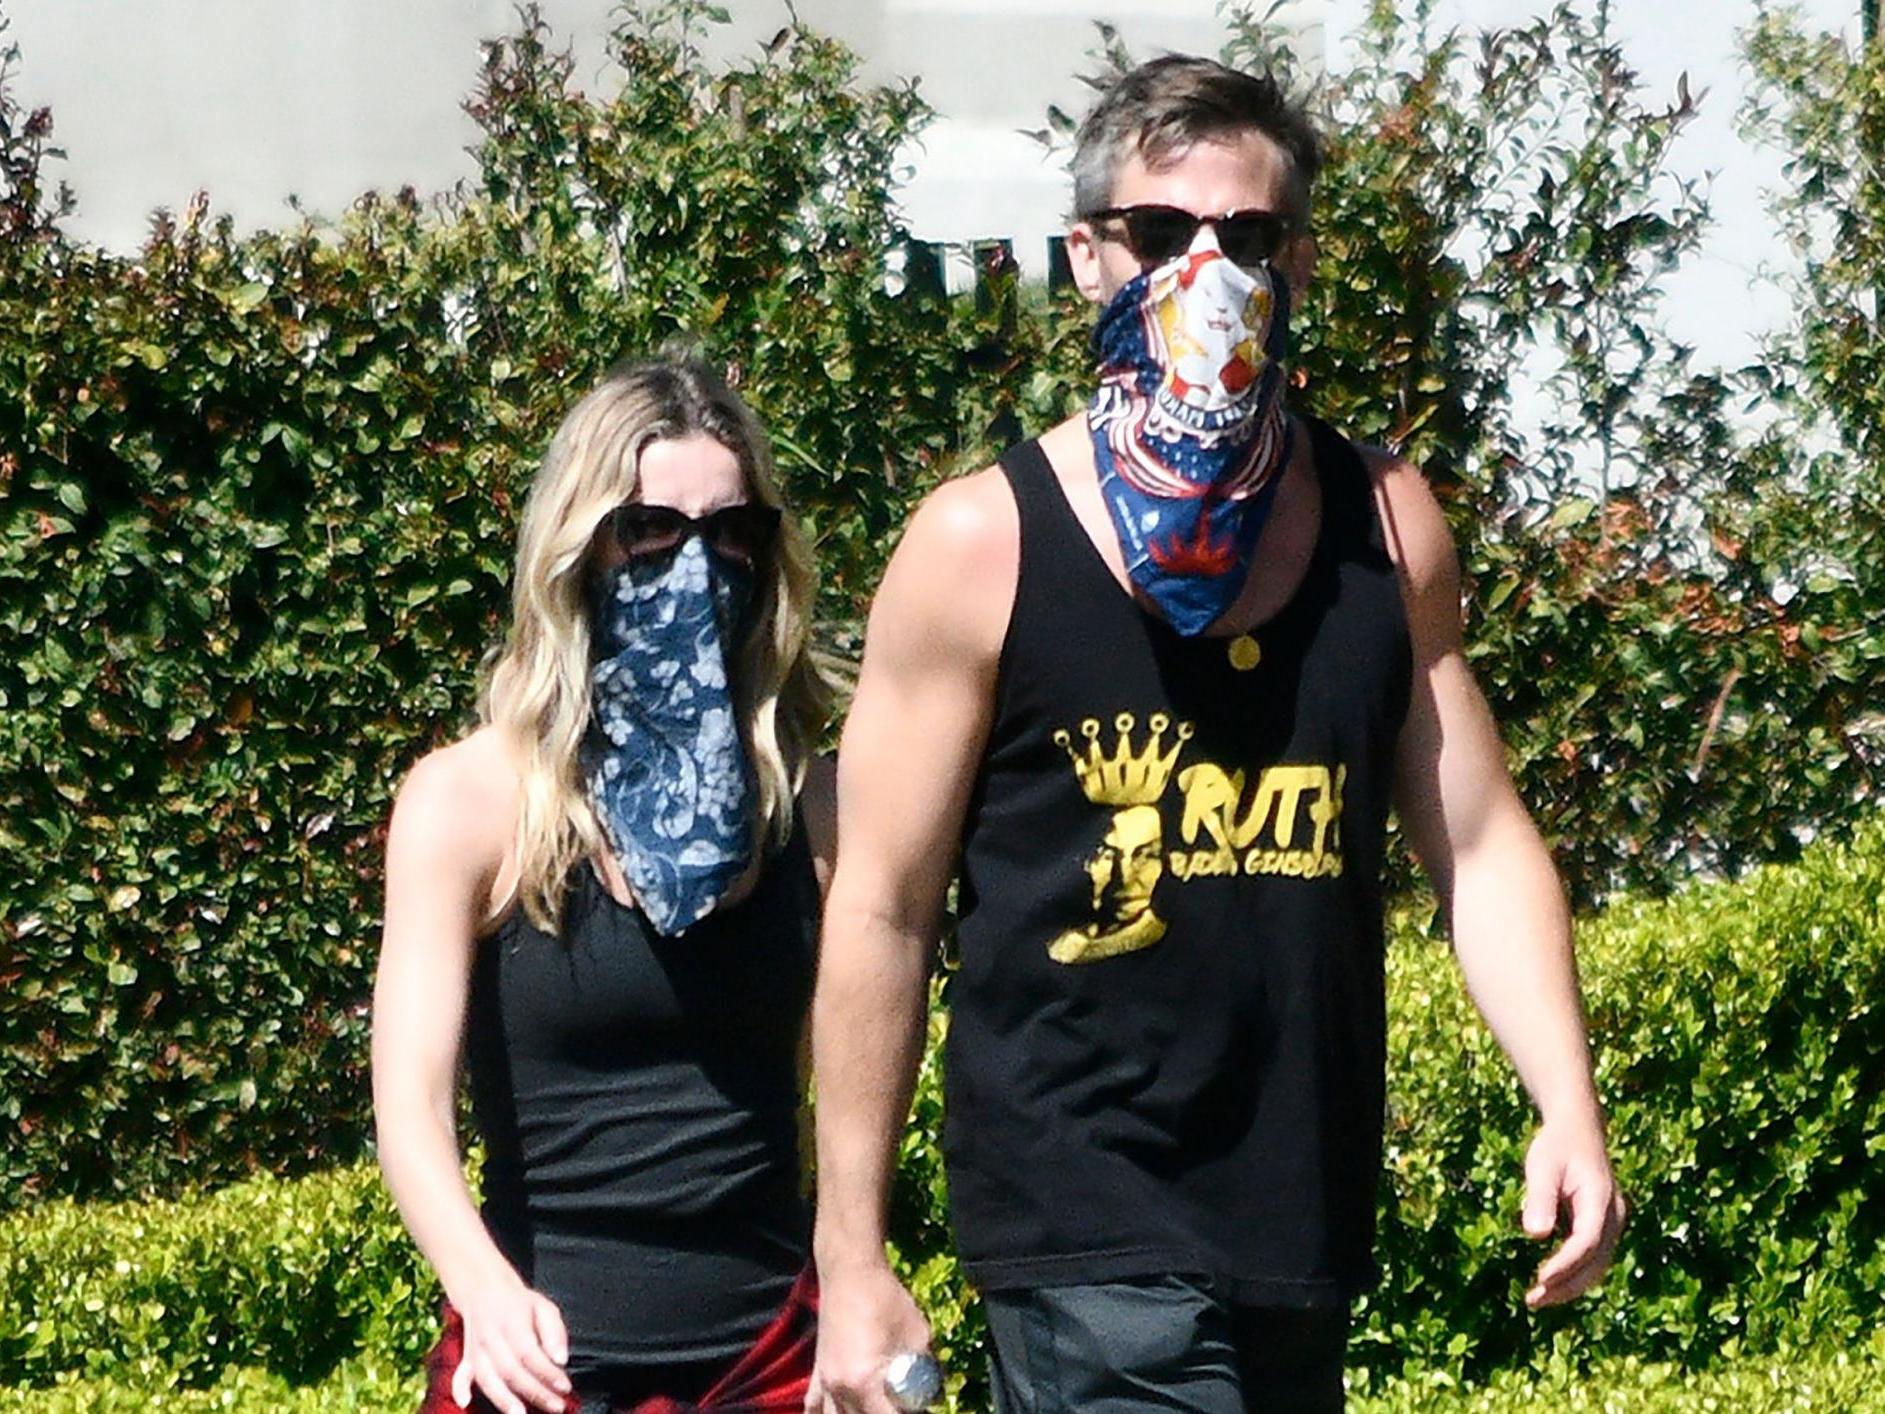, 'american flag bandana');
1087,230,1294,637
